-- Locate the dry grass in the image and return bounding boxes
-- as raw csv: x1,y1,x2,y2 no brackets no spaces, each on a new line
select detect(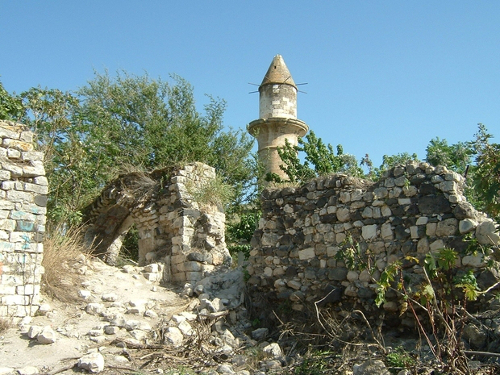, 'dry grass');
185,173,234,210
0,318,12,333
41,225,92,302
